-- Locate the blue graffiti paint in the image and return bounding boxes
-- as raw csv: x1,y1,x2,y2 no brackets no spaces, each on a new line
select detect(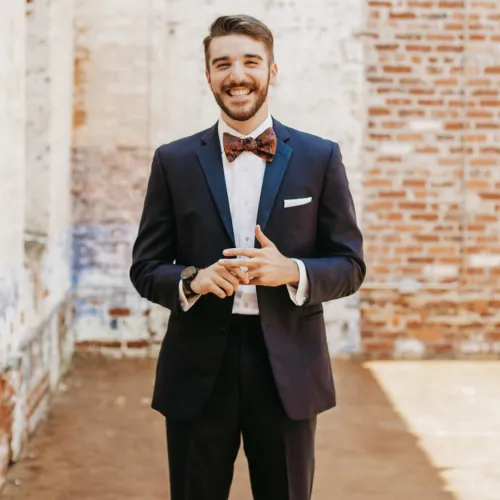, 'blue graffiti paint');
0,272,20,321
